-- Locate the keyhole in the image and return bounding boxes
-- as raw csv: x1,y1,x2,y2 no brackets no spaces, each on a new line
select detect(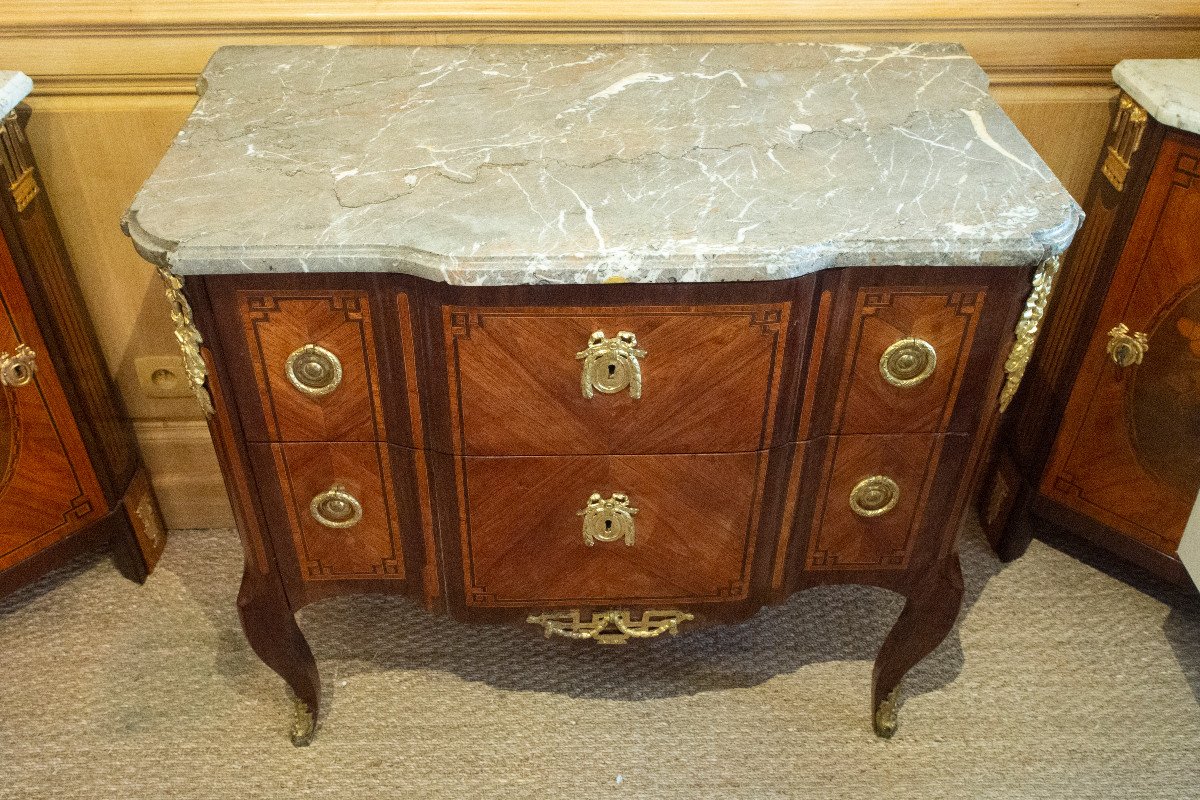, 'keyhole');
608,363,616,377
